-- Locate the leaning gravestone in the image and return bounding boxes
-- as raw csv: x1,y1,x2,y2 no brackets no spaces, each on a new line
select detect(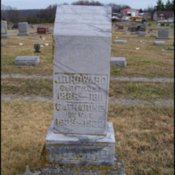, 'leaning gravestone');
39,5,125,175
15,56,40,65
1,20,8,38
157,29,169,39
18,22,29,36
